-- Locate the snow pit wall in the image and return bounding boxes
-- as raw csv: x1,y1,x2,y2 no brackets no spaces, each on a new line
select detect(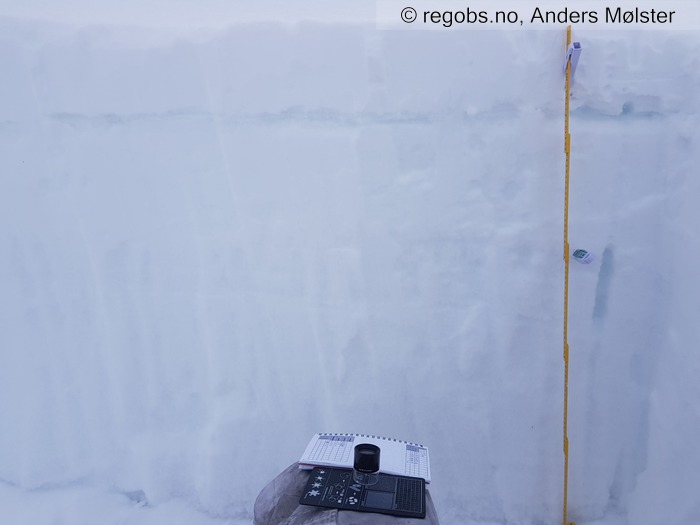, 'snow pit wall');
0,18,699,525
